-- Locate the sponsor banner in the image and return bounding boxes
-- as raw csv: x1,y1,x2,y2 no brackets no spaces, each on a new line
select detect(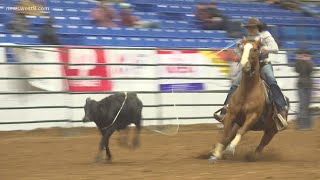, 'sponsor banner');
199,48,238,76
157,50,201,78
107,49,157,91
60,48,112,91
160,83,204,91
13,48,66,91
157,50,211,90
